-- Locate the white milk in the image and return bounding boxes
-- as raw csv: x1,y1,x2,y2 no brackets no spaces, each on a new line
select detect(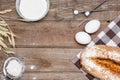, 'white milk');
18,0,49,21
